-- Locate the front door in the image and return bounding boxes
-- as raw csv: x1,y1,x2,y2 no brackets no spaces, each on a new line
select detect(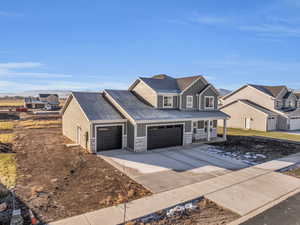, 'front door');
76,126,81,144
245,118,251,130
